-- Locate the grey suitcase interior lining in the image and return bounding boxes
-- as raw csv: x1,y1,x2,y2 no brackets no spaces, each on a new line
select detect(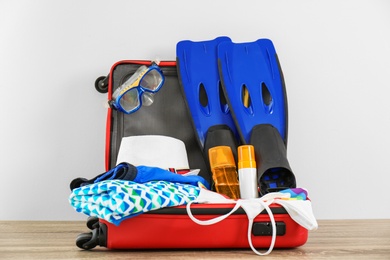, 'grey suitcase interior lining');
108,63,211,183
